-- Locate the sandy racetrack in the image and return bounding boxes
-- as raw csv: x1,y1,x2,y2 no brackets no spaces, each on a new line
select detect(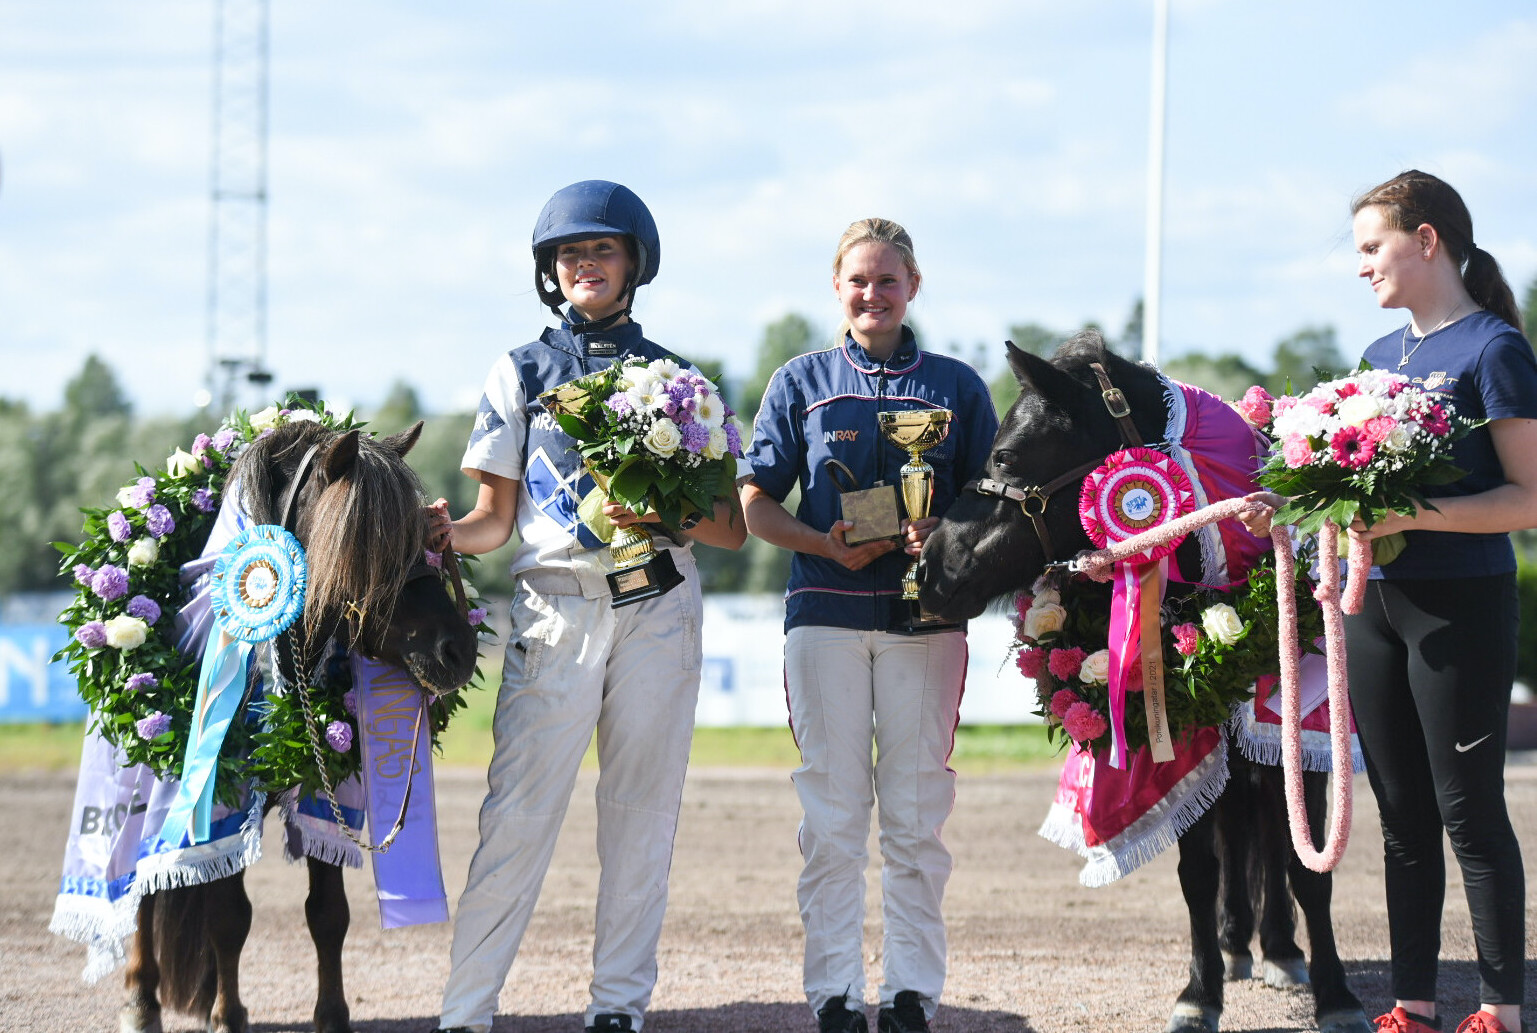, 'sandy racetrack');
5,761,1534,1033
